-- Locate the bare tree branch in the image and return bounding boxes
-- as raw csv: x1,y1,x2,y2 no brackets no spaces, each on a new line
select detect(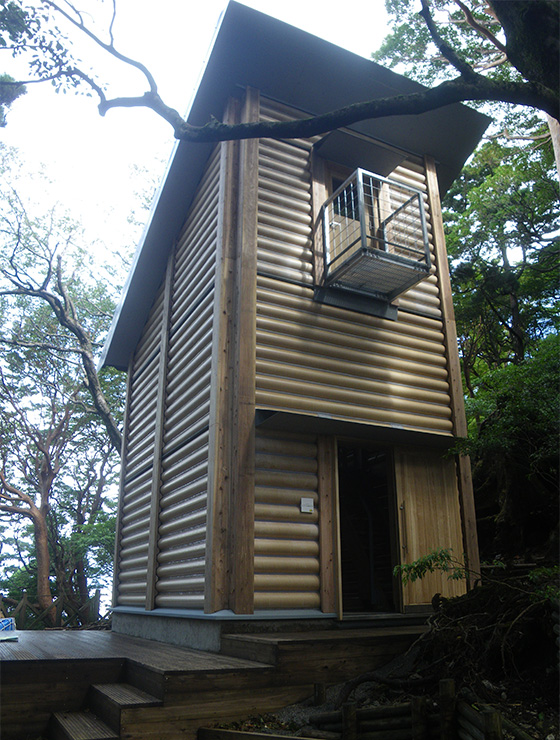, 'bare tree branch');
43,0,158,93
452,0,507,54
8,0,557,143
419,0,479,80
